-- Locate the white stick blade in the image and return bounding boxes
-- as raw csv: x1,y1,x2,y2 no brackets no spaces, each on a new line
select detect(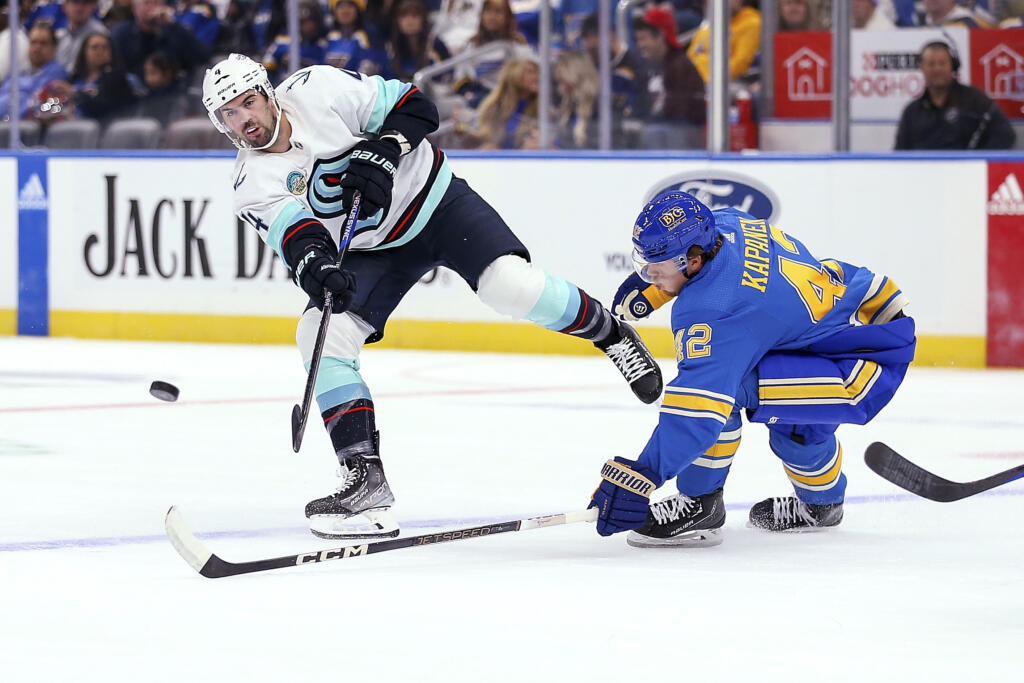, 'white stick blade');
520,508,597,531
164,506,214,573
